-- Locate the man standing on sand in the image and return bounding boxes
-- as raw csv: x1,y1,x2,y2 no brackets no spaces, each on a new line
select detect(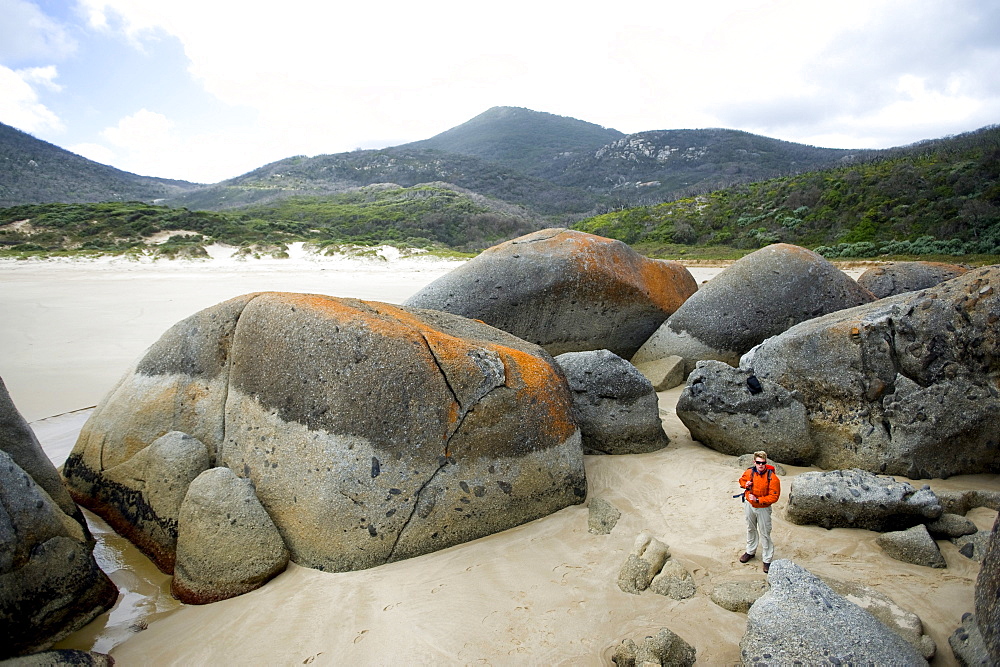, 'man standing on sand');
738,450,781,573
